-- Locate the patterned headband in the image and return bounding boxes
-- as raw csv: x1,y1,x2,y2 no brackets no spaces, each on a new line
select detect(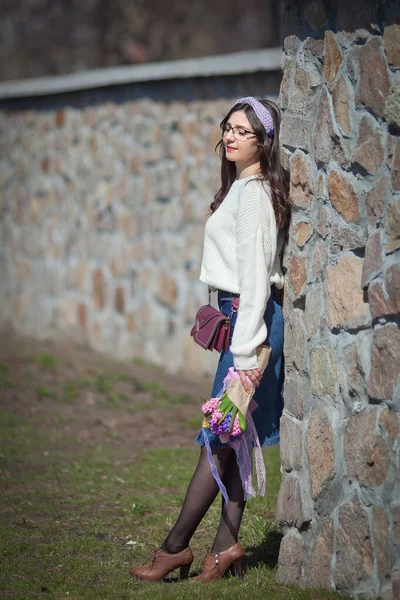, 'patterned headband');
234,96,274,136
